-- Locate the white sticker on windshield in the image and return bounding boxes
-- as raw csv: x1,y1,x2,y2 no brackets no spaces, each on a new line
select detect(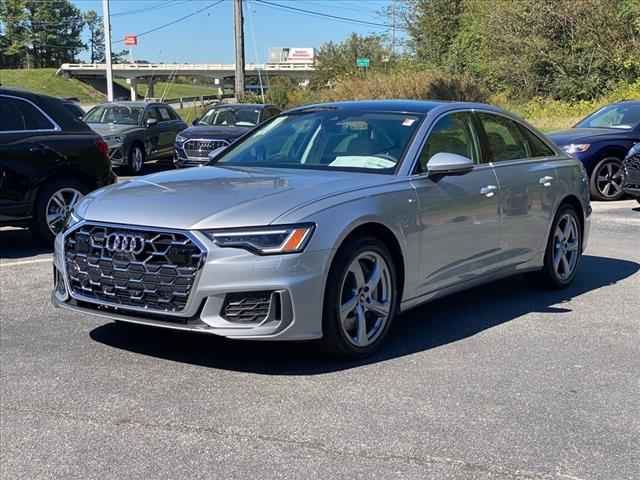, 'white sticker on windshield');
402,118,417,127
